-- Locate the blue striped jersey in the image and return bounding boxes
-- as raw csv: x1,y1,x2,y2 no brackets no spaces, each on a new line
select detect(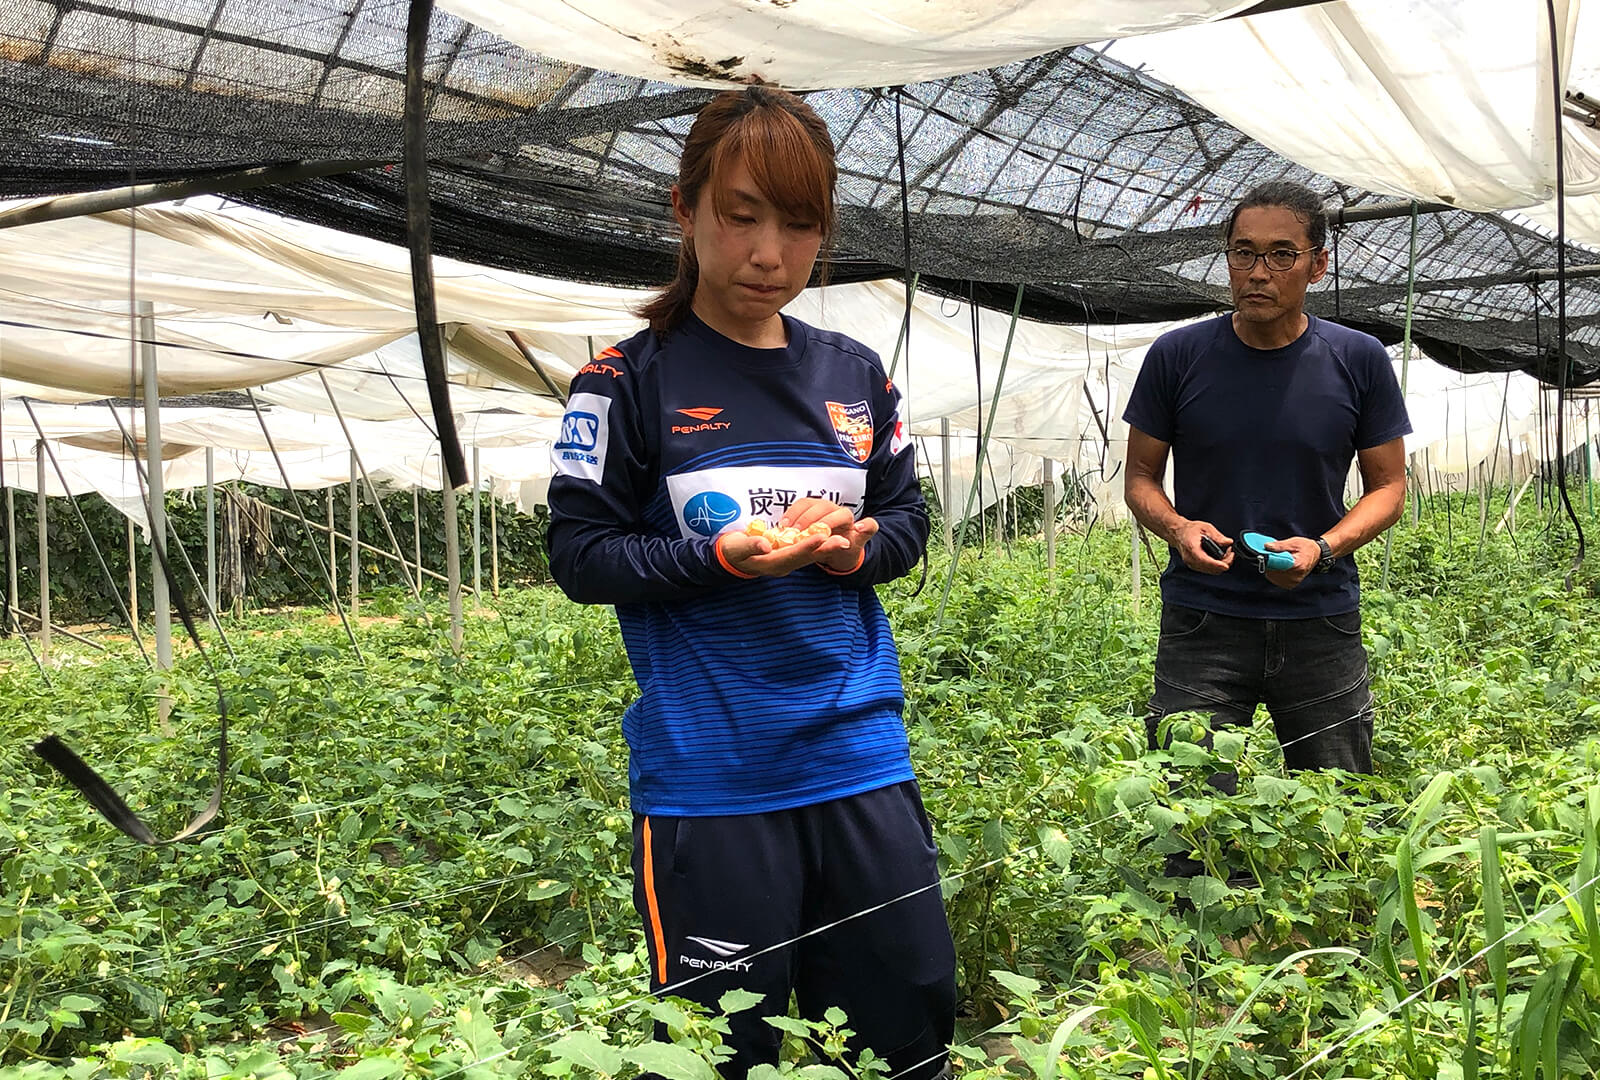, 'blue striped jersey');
546,311,929,816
